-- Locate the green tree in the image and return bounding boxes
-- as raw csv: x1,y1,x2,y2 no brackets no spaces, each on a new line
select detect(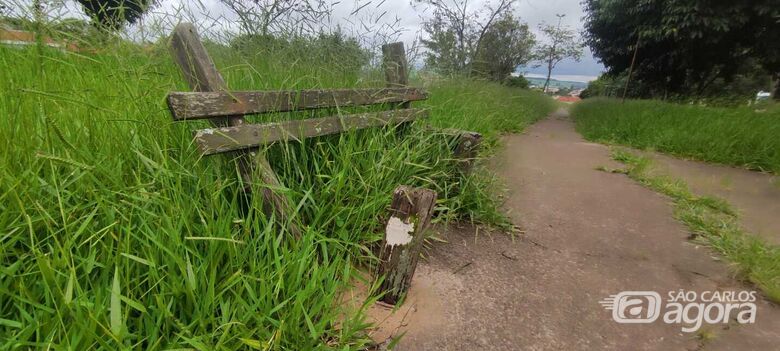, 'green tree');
219,0,332,36
583,0,779,99
505,75,530,88
76,0,156,29
533,17,584,92
417,0,521,79
580,74,626,99
420,9,463,74
471,12,535,82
